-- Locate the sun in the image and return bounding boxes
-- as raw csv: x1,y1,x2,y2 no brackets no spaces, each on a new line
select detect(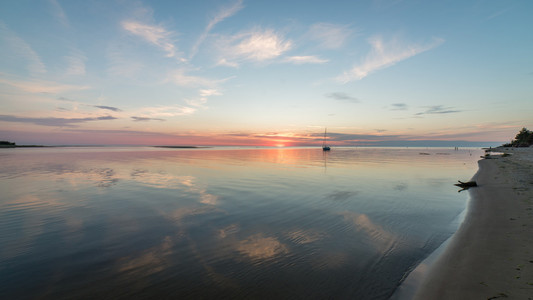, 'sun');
276,143,285,147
